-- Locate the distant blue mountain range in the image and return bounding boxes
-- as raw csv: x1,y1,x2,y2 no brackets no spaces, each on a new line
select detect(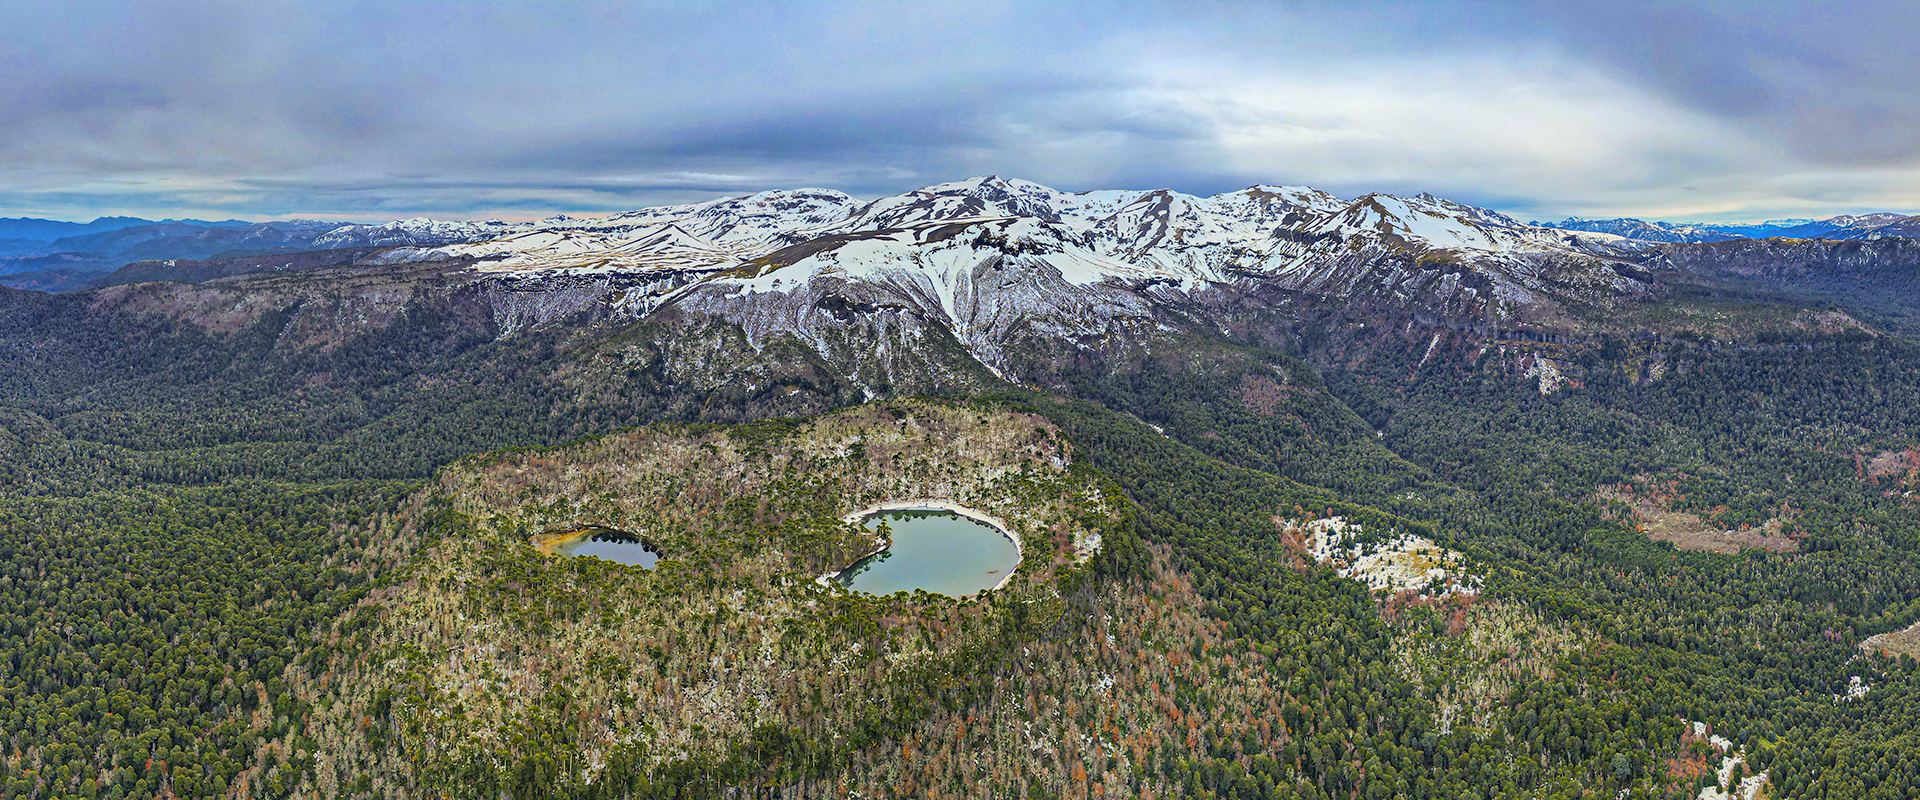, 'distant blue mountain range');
0,216,347,279
0,215,260,242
